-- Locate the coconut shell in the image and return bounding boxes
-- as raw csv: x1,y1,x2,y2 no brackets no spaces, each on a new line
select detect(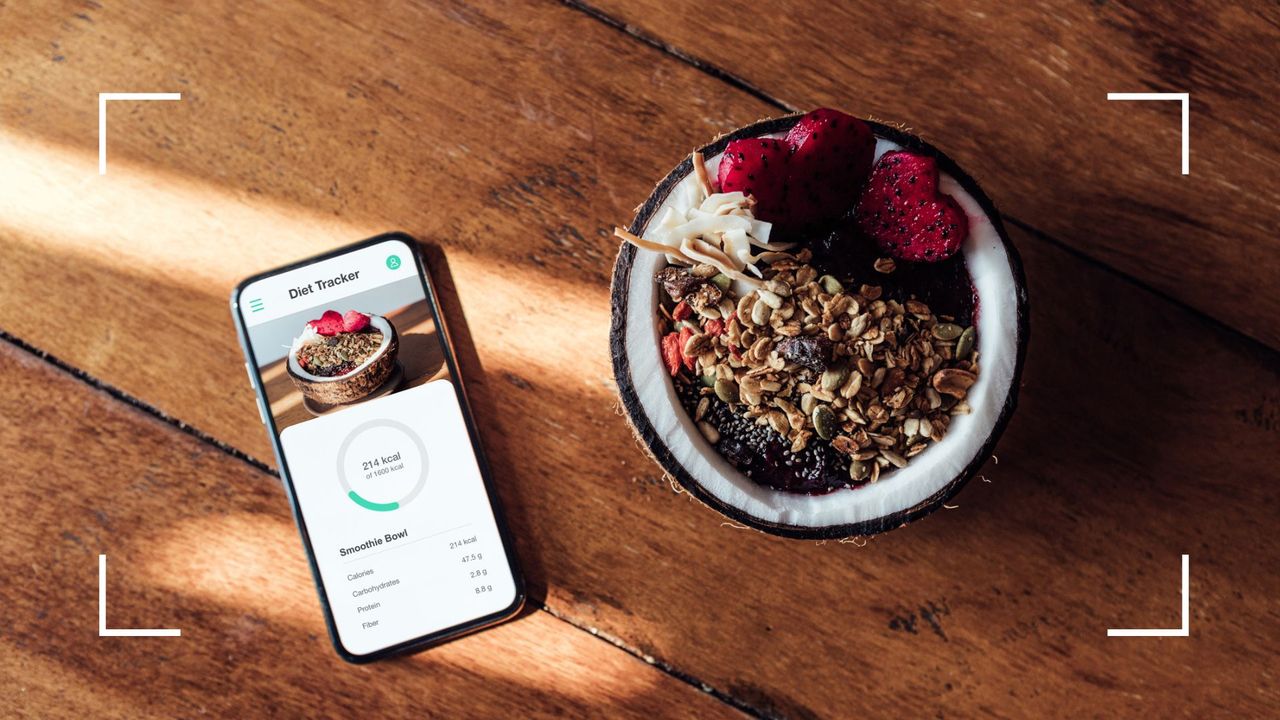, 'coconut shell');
609,114,1030,539
288,325,400,406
